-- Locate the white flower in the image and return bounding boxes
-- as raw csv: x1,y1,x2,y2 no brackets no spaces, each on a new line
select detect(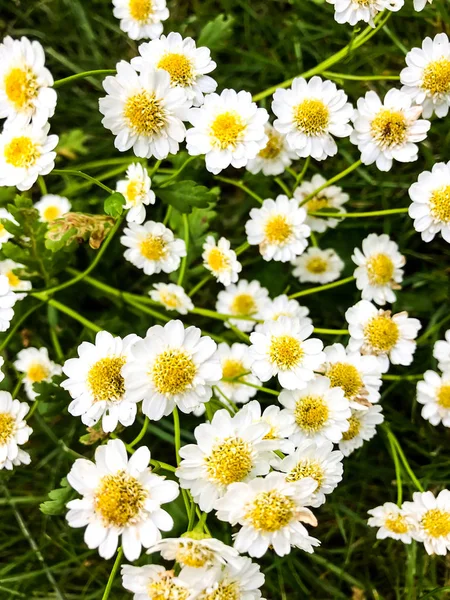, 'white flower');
131,32,217,107
272,76,353,161
279,375,351,445
61,331,138,433
413,0,433,10
408,161,450,244
433,330,450,372
121,564,192,600
352,233,405,305
245,195,310,262
417,370,450,428
338,404,384,456
0,259,31,299
149,283,193,314
350,88,430,172
202,236,242,286
402,490,450,555
245,400,296,454
116,163,155,224
401,33,450,118
216,279,270,333
216,472,319,557
112,0,169,41
66,439,178,561
120,220,186,276
293,173,349,233
368,502,416,543
0,357,4,383
249,316,324,390
292,247,344,284
14,347,61,401
176,405,274,512
0,391,32,470
123,320,221,420
0,36,57,127
274,440,344,508
0,208,16,247
256,294,312,332
326,0,404,27
0,275,16,332
186,89,269,174
346,300,421,372
99,61,190,160
246,123,297,176
215,343,261,405
0,122,58,191
34,194,71,223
